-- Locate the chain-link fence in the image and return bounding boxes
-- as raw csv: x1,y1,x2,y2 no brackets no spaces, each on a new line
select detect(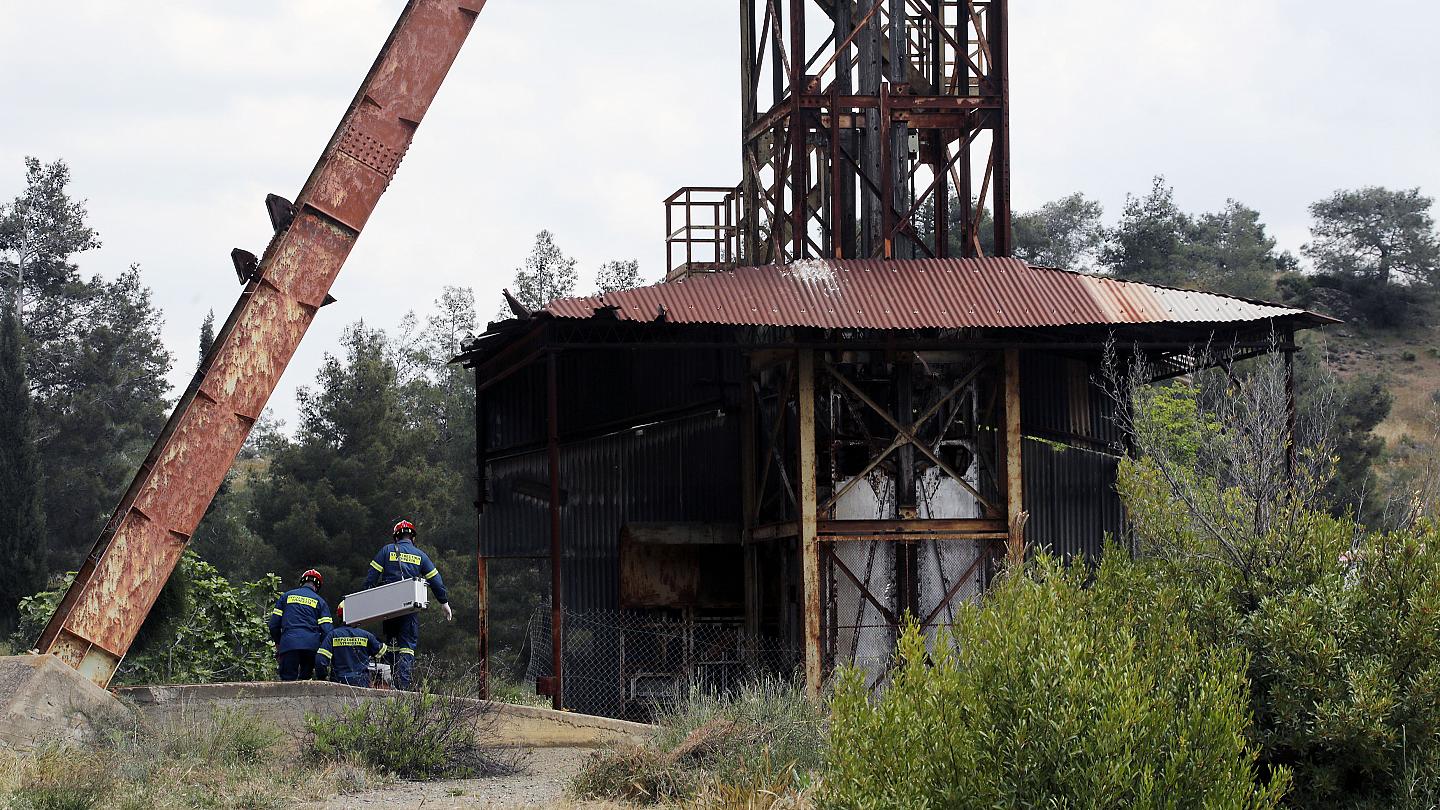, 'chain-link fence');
525,604,800,721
